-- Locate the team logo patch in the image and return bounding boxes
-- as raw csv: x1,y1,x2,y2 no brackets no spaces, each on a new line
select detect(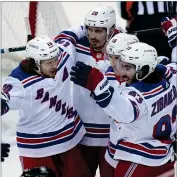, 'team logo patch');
96,53,102,59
